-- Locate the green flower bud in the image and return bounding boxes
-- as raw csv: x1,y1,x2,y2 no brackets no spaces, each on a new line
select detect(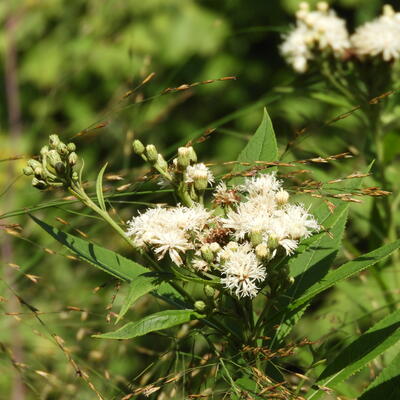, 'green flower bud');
249,230,263,246
34,166,44,178
255,243,270,260
145,144,158,163
55,162,66,175
72,171,79,181
177,147,191,168
204,285,215,298
188,146,197,163
193,171,209,191
23,166,33,176
67,142,76,152
49,134,60,149
132,139,145,155
201,244,214,263
194,300,207,312
40,145,49,156
155,154,168,171
268,234,279,249
57,142,68,155
46,150,62,167
27,159,42,170
68,152,78,166
32,177,47,190
209,242,221,253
